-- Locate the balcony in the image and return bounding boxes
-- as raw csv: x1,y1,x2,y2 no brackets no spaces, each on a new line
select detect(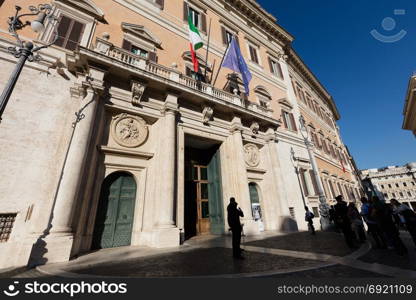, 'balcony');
71,37,275,121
